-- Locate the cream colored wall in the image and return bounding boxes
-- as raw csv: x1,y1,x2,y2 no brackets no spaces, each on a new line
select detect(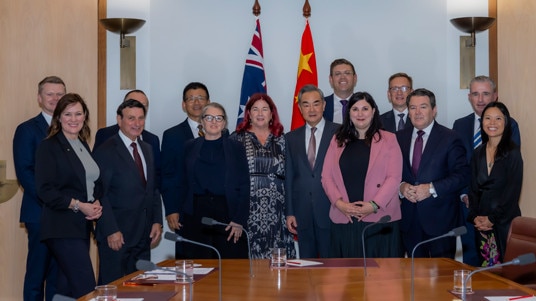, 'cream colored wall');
497,0,536,218
0,1,98,300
